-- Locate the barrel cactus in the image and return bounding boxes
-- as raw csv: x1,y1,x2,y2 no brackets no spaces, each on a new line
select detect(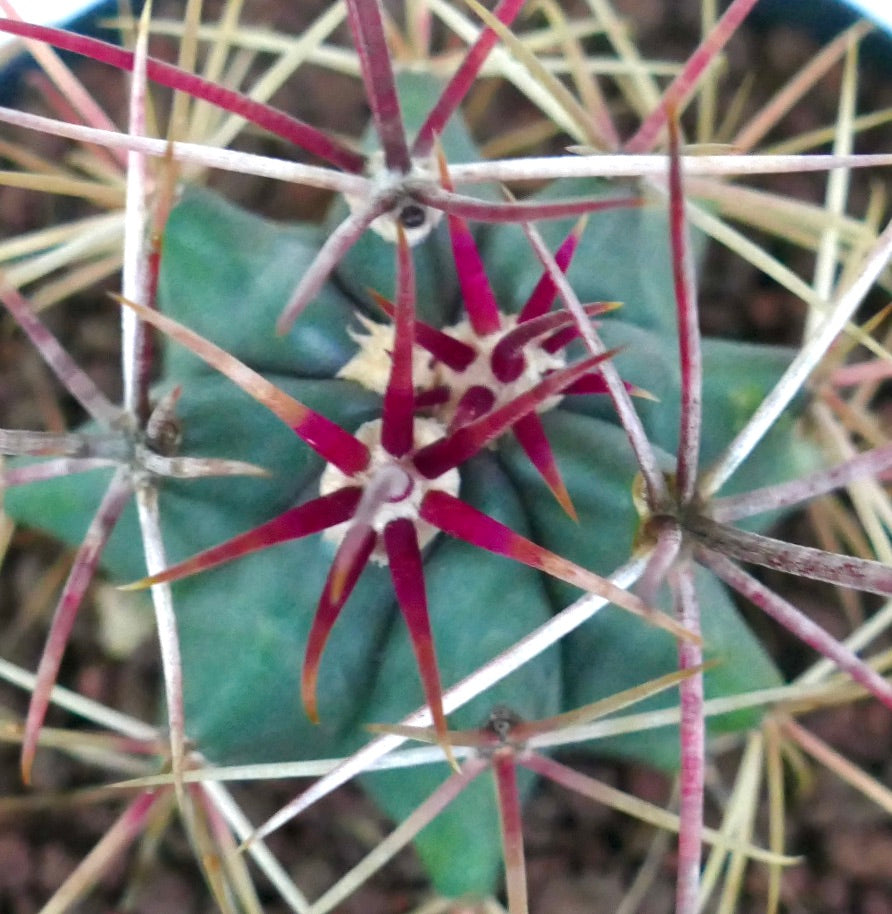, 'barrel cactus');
2,1,891,910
